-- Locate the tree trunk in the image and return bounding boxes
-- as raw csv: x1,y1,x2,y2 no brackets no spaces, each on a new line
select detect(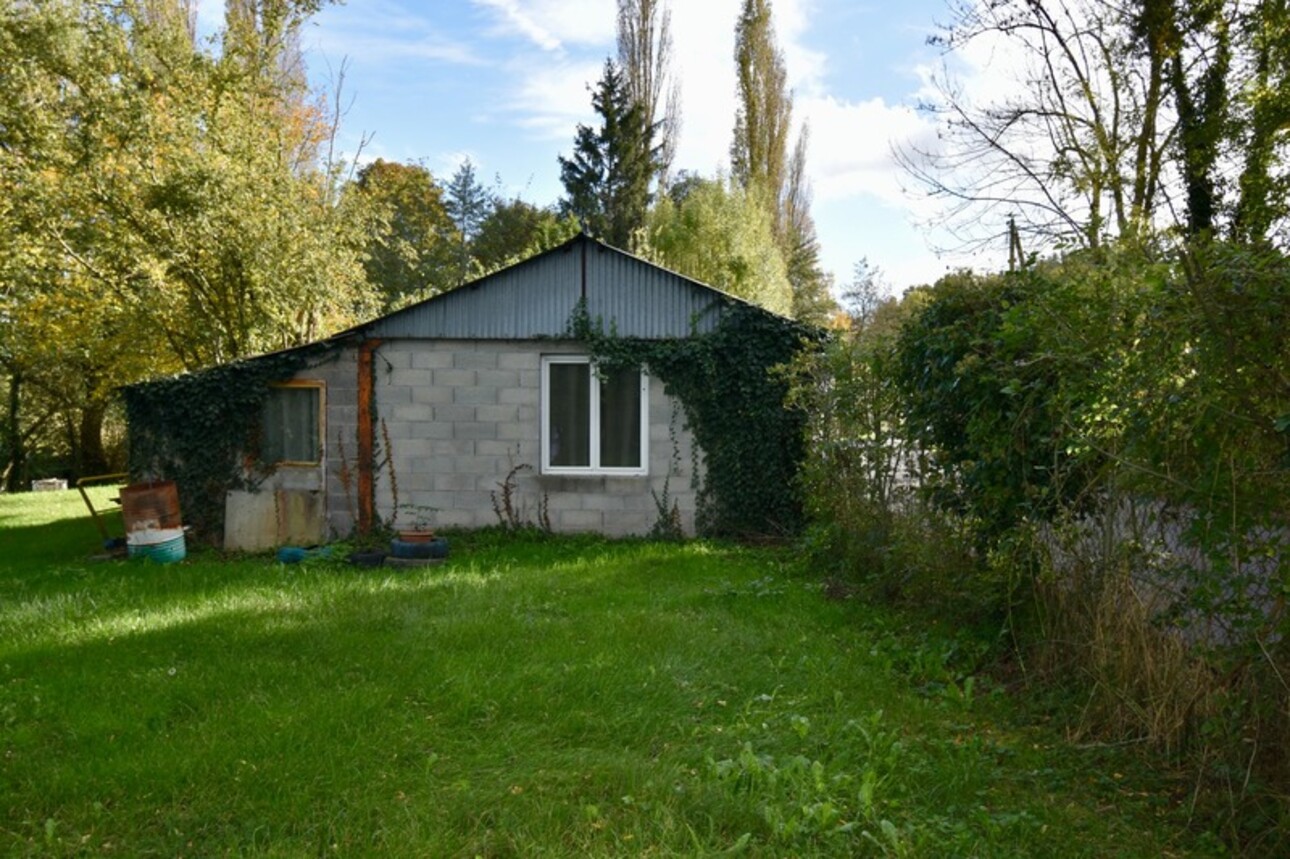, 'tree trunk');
4,370,24,493
78,401,110,478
